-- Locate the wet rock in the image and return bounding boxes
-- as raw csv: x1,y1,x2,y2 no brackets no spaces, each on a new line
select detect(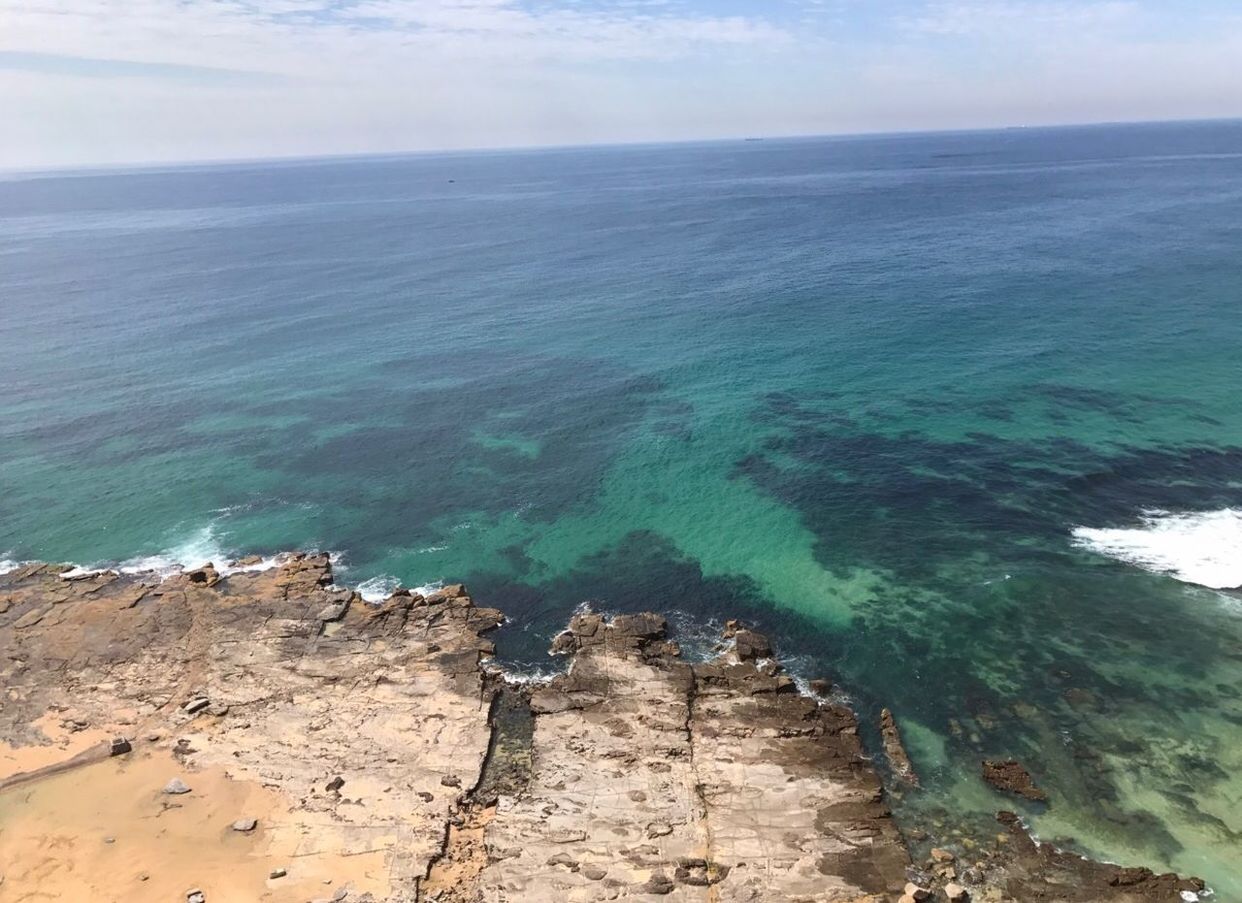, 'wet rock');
990,811,1206,901
982,758,1047,802
808,678,833,696
732,628,773,662
163,778,191,795
0,560,1207,903
881,708,920,786
549,630,577,655
185,564,219,586
478,610,910,901
610,612,666,639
